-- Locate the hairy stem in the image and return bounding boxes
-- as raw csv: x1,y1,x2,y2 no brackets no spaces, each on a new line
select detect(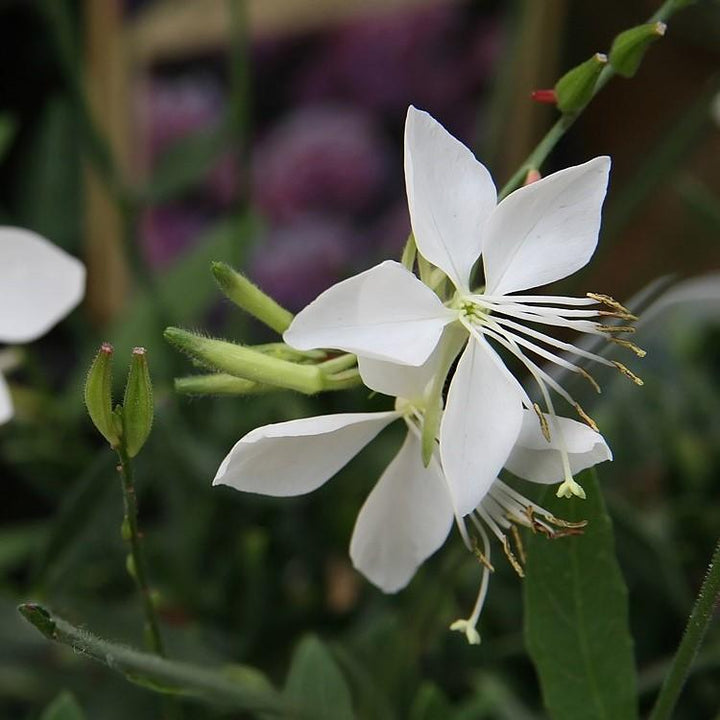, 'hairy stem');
117,448,165,657
648,538,720,720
